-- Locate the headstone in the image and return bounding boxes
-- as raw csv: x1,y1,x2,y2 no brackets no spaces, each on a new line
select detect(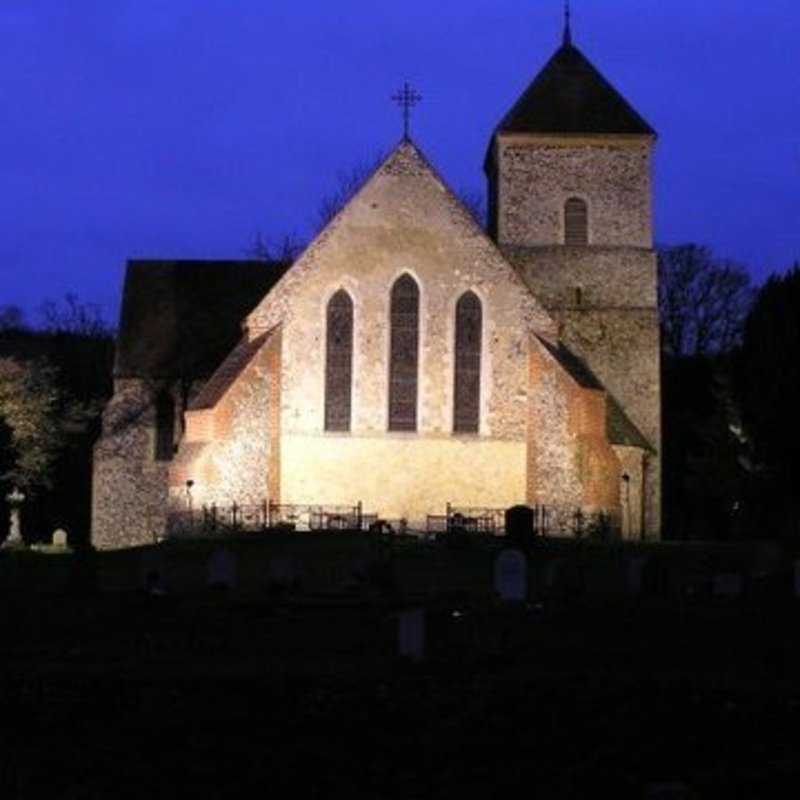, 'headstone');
207,548,238,590
642,559,671,597
140,550,167,595
52,529,68,548
494,548,528,602
545,559,563,590
505,505,535,547
713,573,742,598
646,782,693,800
343,555,370,590
753,542,783,578
627,557,647,595
267,555,301,593
398,608,425,661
